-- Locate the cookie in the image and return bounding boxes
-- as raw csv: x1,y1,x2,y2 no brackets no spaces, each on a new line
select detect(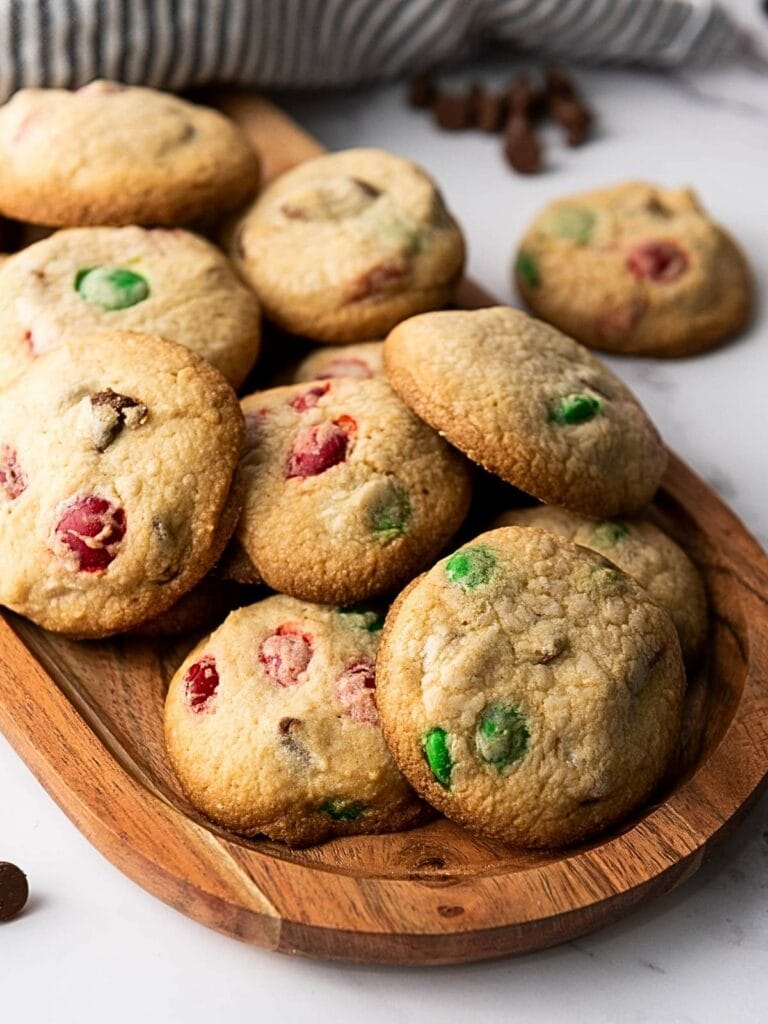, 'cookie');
0,81,260,227
230,148,465,341
0,331,244,637
0,227,261,389
376,526,685,848
164,594,424,845
515,182,751,357
494,505,707,665
384,306,667,517
291,341,384,383
132,576,251,638
237,377,472,603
